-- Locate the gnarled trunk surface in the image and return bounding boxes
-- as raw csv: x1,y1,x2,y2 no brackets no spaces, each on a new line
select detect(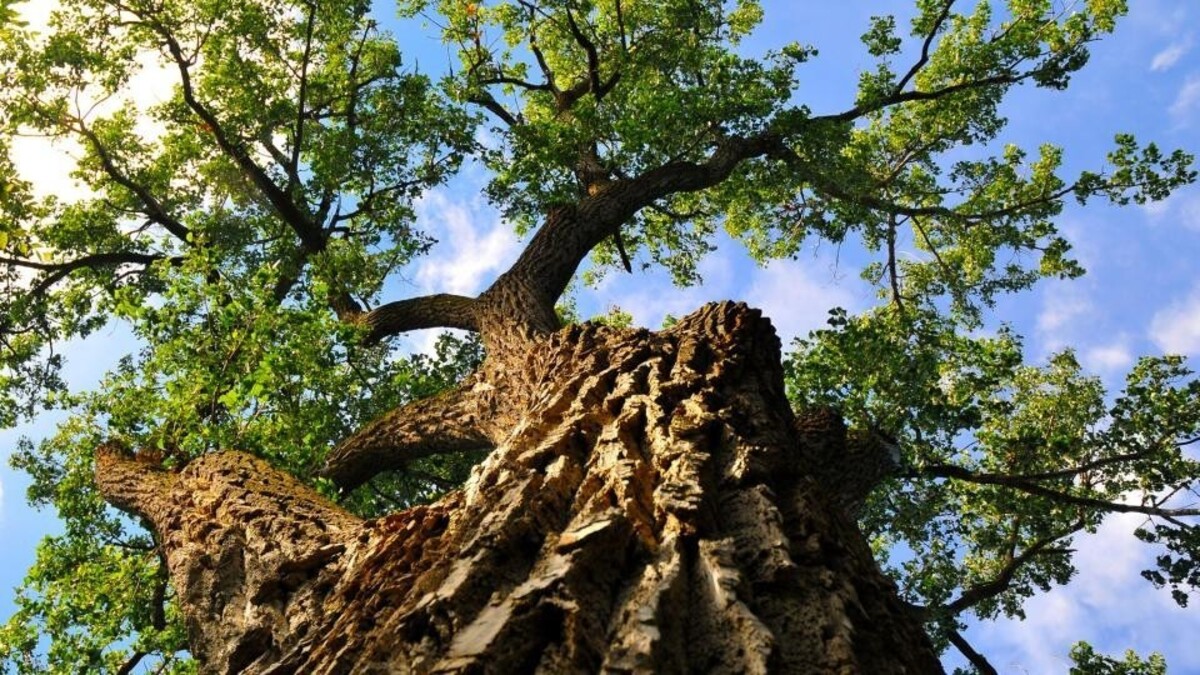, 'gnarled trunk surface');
96,302,942,674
